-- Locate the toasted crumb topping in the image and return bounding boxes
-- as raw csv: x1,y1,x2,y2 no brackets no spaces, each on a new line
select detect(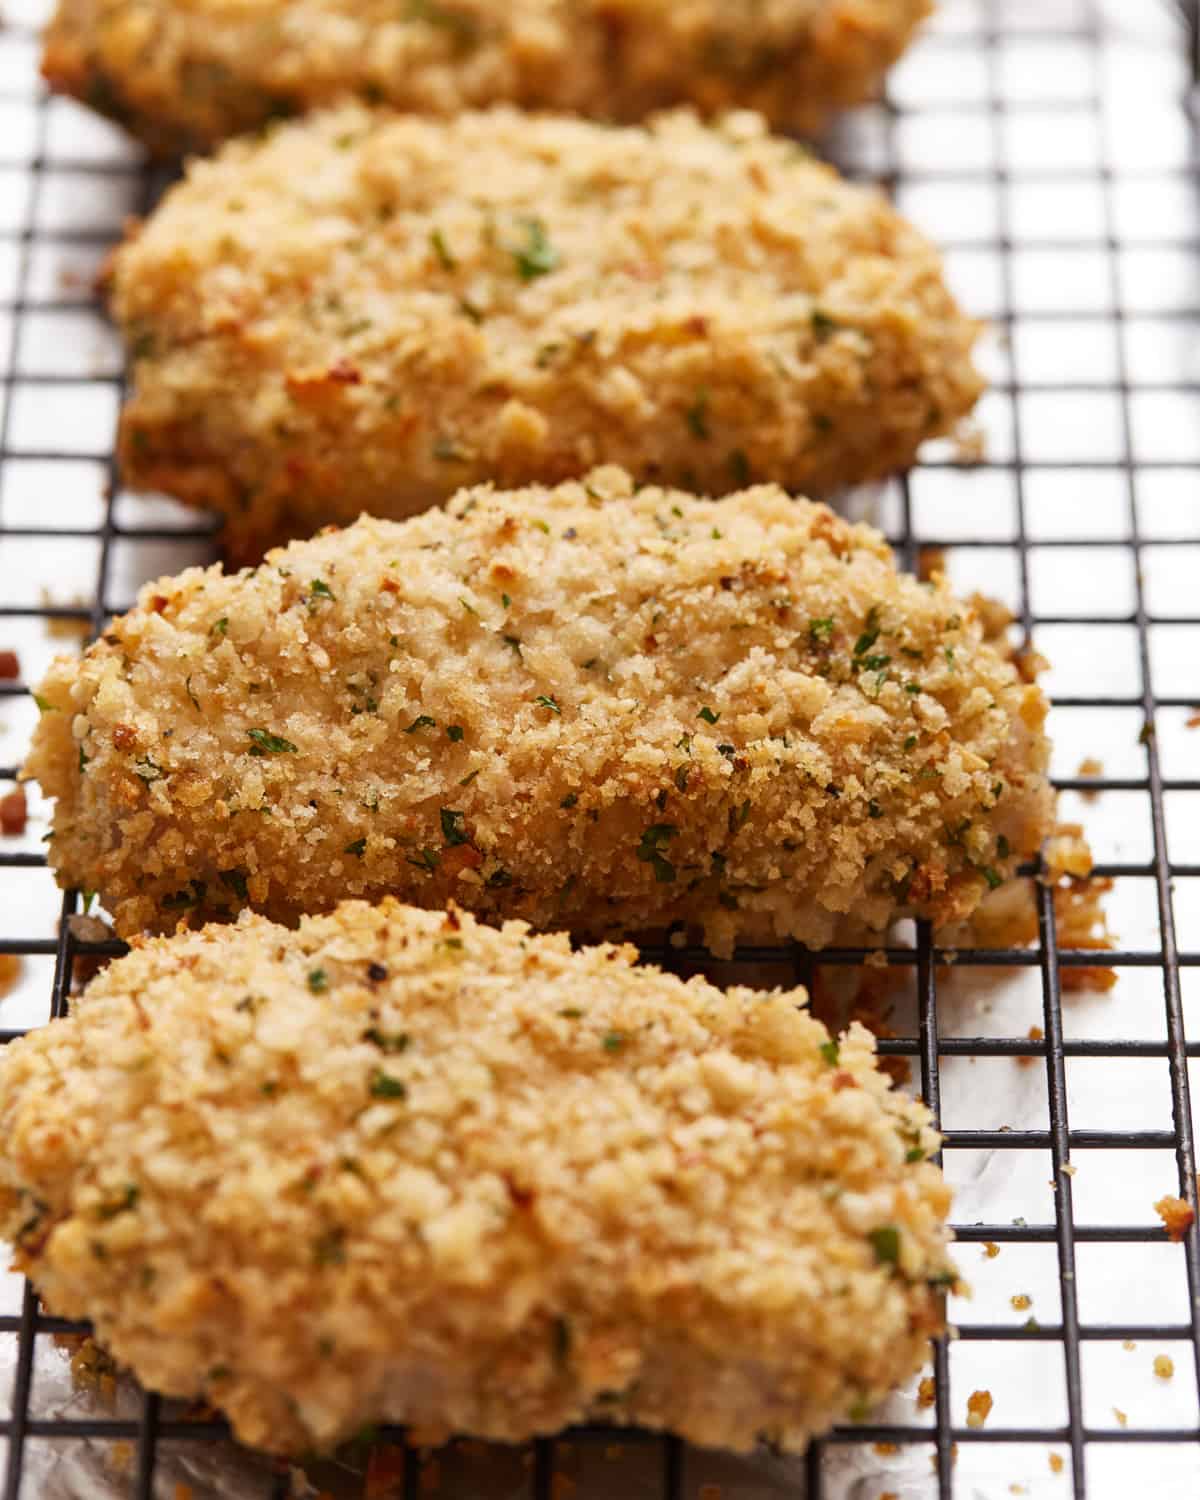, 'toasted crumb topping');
109,105,981,555
25,471,1053,948
44,0,933,155
0,899,954,1454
